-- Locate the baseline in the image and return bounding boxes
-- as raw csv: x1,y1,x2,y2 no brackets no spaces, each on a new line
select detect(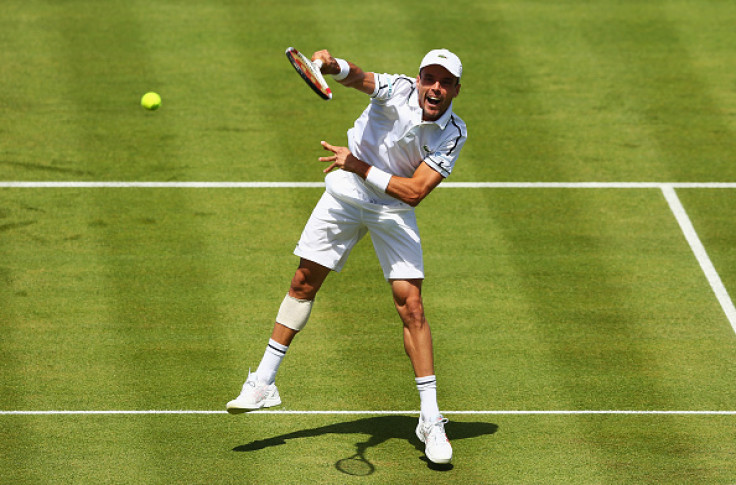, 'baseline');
2,409,735,416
